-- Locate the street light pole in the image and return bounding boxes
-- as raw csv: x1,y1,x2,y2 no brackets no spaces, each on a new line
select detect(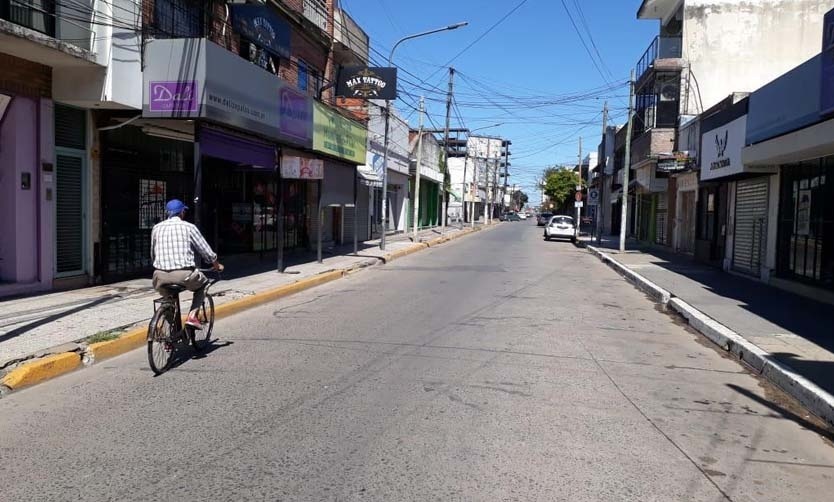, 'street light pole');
380,22,468,250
